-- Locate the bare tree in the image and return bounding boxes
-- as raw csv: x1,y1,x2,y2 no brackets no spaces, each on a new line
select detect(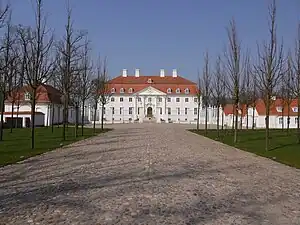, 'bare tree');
0,13,18,140
17,0,54,149
55,4,85,140
225,18,242,143
201,51,211,136
255,0,284,151
294,23,300,144
196,70,201,131
91,56,110,132
211,55,223,138
284,52,294,134
79,39,92,136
